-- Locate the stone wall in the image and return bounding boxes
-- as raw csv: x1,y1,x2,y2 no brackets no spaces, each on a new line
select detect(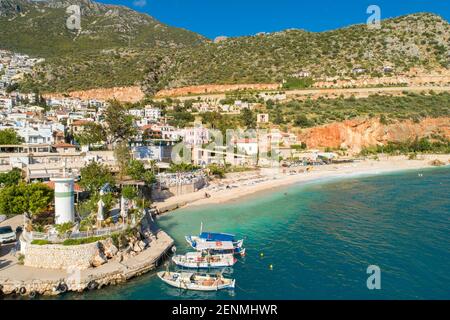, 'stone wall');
22,241,100,270
151,177,206,201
